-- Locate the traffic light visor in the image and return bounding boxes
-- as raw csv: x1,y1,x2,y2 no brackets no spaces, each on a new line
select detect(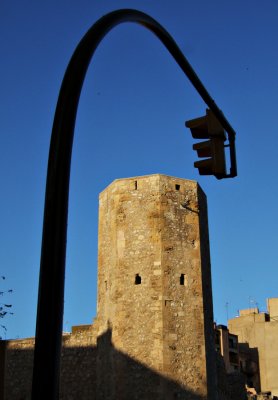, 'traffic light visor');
185,115,209,139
